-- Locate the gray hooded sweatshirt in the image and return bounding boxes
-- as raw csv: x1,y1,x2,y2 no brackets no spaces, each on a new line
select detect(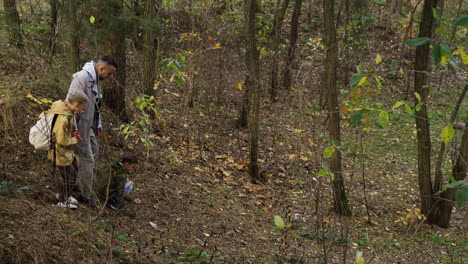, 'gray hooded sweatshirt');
66,61,102,142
